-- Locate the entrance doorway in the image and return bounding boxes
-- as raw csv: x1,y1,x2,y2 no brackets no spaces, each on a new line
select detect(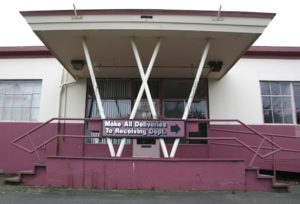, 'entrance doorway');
132,100,160,158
